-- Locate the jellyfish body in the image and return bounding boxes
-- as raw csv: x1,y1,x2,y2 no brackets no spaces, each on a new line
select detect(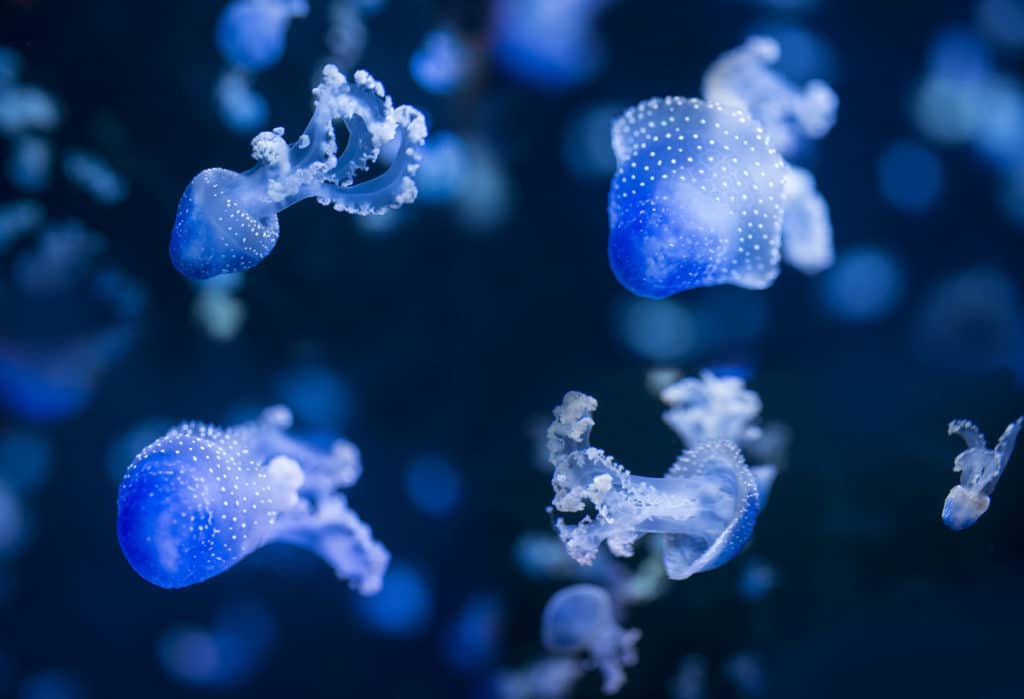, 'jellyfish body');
608,97,786,298
540,584,641,695
548,391,764,581
170,65,427,279
117,406,389,593
942,417,1023,530
659,370,764,448
215,0,309,72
